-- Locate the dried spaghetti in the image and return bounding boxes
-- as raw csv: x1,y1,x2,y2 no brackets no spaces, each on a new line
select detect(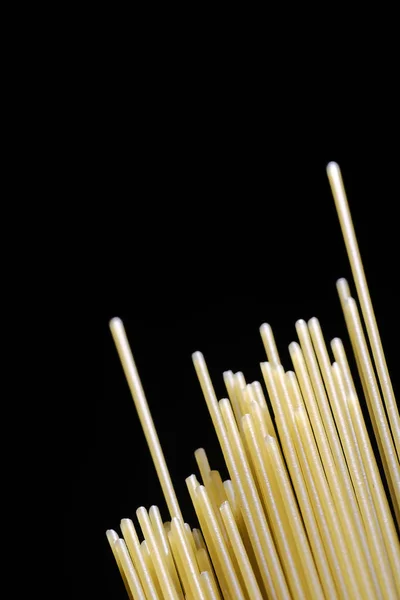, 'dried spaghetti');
106,163,400,600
